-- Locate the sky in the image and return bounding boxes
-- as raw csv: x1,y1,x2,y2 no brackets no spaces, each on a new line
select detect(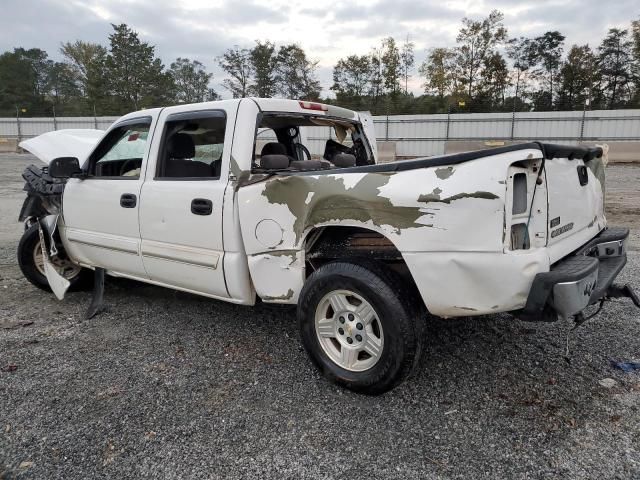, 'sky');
0,0,638,97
